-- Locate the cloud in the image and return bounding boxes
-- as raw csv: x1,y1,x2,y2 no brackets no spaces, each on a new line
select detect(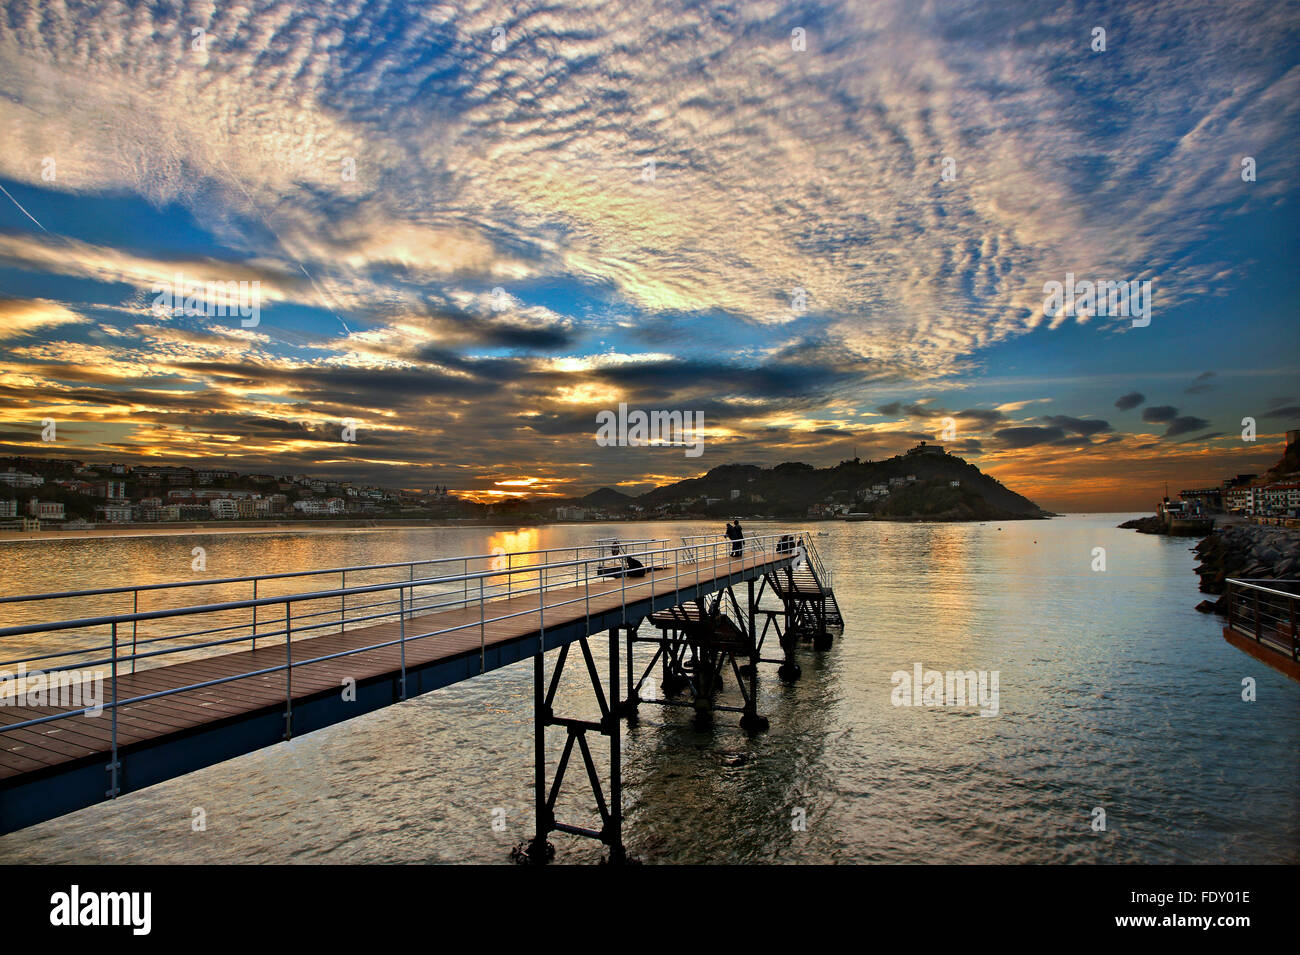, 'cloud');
0,0,1294,500
1164,415,1211,437
1041,415,1111,436
1261,405,1300,419
1185,371,1216,394
0,0,1293,381
0,297,86,337
1142,405,1179,423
